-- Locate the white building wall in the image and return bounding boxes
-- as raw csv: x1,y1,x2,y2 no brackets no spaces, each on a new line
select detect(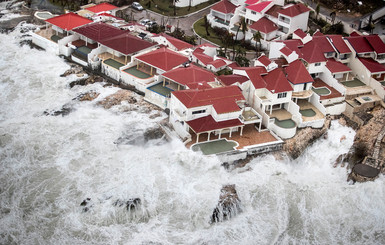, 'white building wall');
268,42,285,59
307,62,326,74
288,12,309,33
